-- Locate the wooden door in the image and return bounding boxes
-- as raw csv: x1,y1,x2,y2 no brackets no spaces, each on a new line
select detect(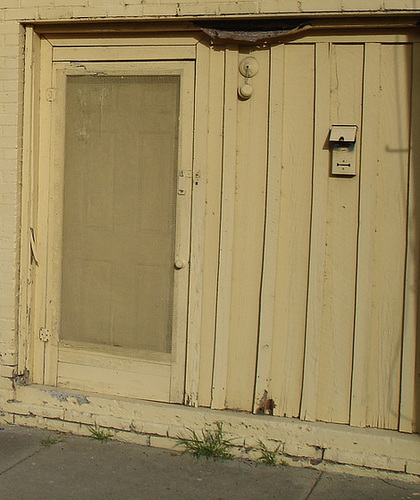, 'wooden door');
35,43,195,403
